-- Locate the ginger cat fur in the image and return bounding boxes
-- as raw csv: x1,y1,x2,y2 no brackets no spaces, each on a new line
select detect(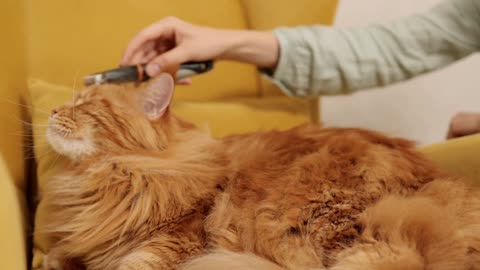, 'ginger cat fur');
39,74,480,270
